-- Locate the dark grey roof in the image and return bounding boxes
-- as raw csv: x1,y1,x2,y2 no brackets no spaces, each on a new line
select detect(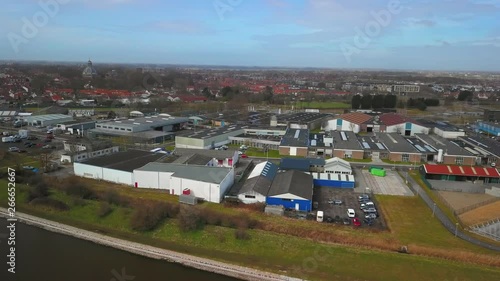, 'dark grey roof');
280,158,326,171
172,154,213,165
174,148,237,159
238,176,273,197
136,163,231,184
357,135,386,151
79,149,165,172
180,125,246,140
309,133,333,148
459,135,500,157
377,133,419,153
280,128,309,147
277,112,332,124
331,131,363,150
415,134,473,156
268,170,313,200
